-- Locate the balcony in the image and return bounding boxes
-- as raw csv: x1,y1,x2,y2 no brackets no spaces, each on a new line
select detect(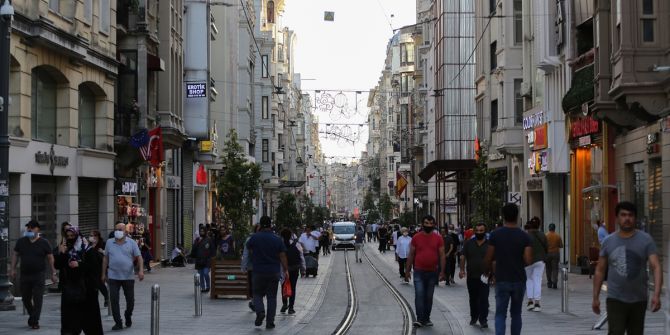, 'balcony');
491,127,523,155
